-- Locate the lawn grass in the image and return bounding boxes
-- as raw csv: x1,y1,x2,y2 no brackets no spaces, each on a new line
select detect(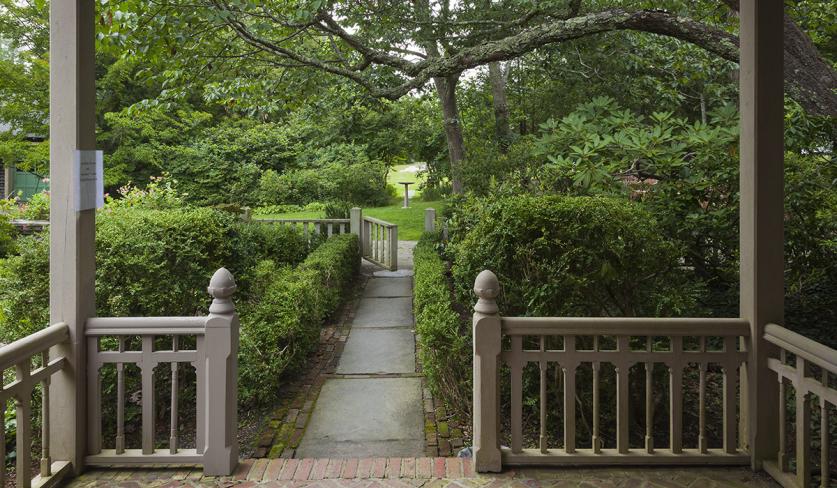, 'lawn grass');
387,163,426,197
255,199,443,240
